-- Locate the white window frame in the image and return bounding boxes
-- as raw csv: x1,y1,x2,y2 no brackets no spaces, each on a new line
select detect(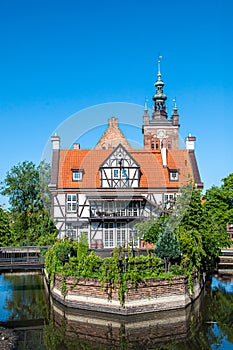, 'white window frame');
129,230,139,248
67,194,77,212
104,222,114,248
117,222,126,246
66,223,77,240
72,171,83,181
170,171,179,181
164,194,174,203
